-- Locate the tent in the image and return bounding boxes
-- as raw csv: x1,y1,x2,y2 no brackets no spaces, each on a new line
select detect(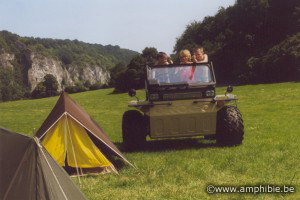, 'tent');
0,127,87,200
35,92,133,175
